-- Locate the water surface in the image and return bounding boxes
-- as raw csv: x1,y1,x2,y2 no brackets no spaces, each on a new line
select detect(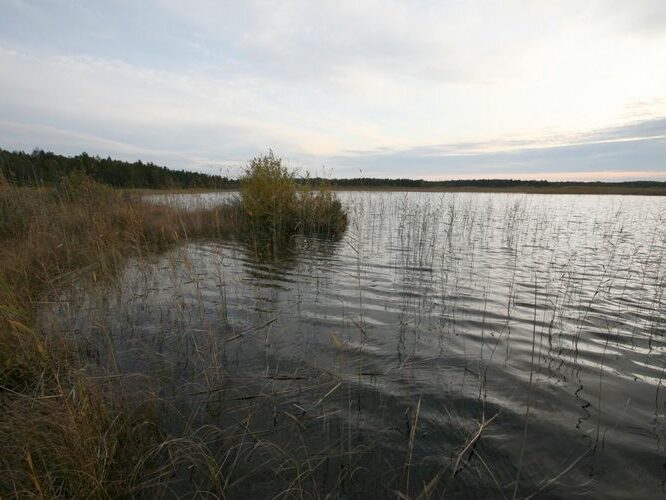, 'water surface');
50,192,666,498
